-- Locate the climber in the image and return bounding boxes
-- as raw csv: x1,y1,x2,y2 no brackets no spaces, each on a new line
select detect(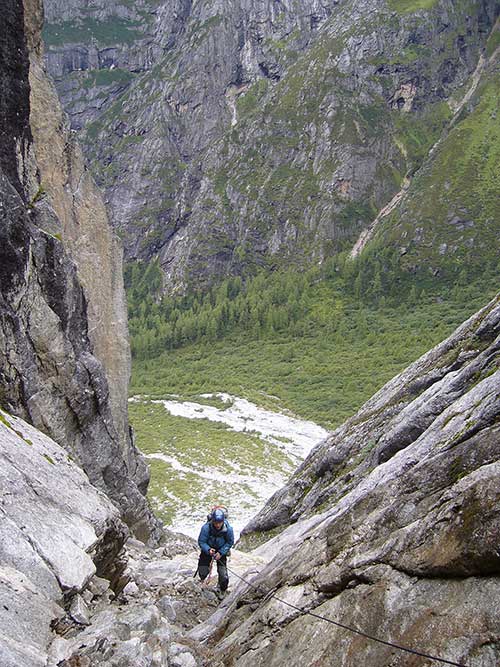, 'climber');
197,508,234,599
